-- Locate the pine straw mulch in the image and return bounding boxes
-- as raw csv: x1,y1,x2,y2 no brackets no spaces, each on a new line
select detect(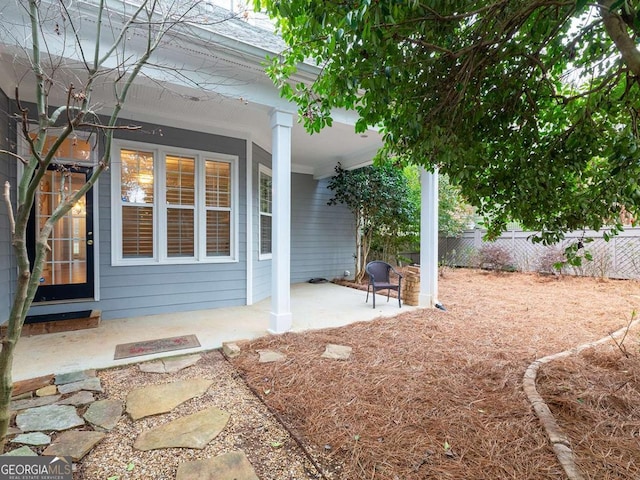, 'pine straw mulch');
230,268,640,480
